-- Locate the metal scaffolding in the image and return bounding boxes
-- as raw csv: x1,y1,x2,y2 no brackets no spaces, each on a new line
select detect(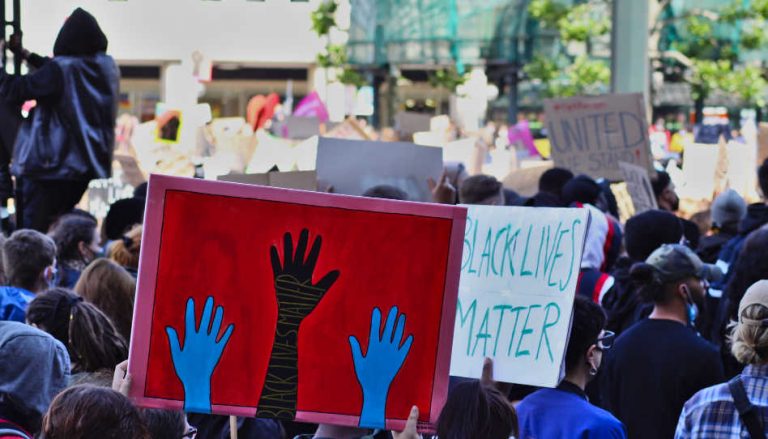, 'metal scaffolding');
347,0,569,69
